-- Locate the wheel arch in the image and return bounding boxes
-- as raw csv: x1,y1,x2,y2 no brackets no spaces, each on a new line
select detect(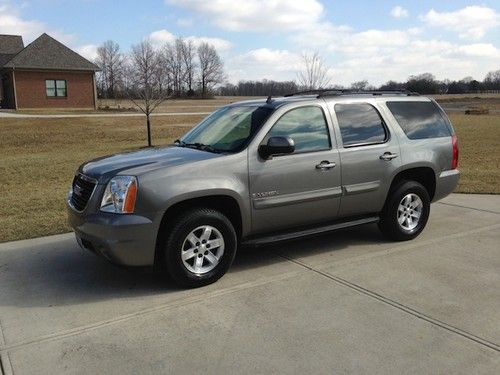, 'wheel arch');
386,166,437,204
154,193,244,267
